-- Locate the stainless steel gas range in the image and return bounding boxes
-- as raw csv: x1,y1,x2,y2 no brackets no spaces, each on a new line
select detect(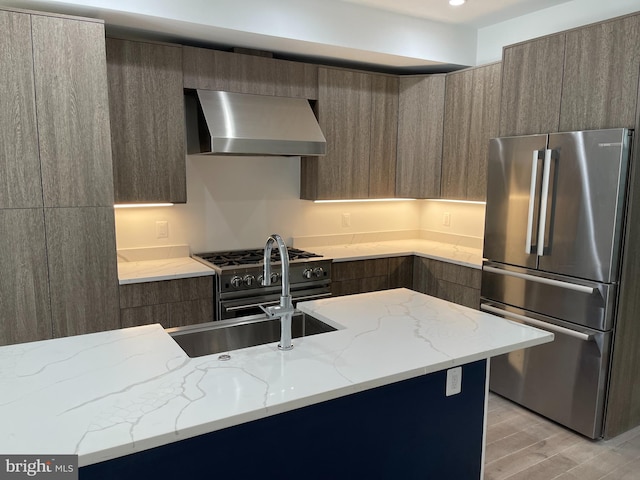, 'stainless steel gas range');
193,248,332,321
